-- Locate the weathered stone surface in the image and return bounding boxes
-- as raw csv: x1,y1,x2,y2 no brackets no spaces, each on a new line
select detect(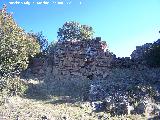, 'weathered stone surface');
131,43,152,60
26,38,114,81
